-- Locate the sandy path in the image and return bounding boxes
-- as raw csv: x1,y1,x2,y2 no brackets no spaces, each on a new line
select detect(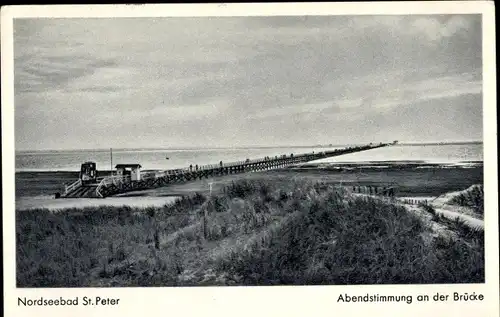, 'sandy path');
350,191,484,231
428,193,484,230
403,199,484,231
396,197,484,230
430,206,484,230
